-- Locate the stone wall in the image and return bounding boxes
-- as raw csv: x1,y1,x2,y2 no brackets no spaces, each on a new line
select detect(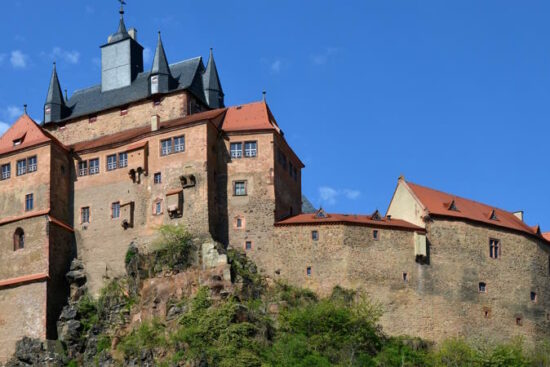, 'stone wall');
0,281,46,363
273,134,301,221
